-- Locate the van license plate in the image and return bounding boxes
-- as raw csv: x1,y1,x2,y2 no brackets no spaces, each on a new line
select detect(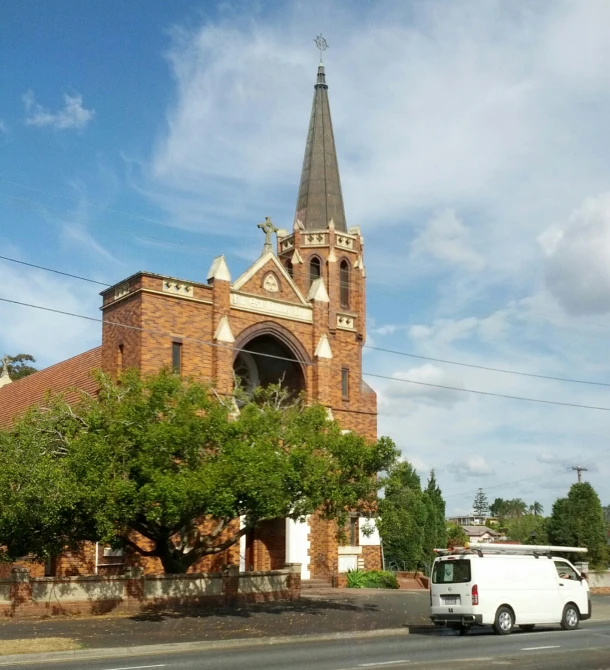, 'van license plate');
442,596,459,605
